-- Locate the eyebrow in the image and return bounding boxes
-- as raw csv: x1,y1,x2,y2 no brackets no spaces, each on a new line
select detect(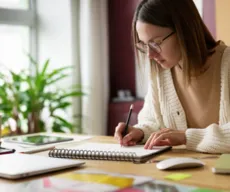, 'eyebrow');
138,36,162,44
